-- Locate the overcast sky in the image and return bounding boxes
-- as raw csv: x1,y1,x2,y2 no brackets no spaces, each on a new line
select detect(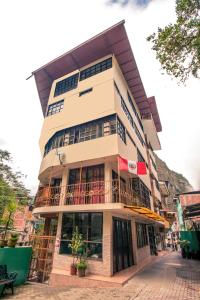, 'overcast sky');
0,0,199,194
